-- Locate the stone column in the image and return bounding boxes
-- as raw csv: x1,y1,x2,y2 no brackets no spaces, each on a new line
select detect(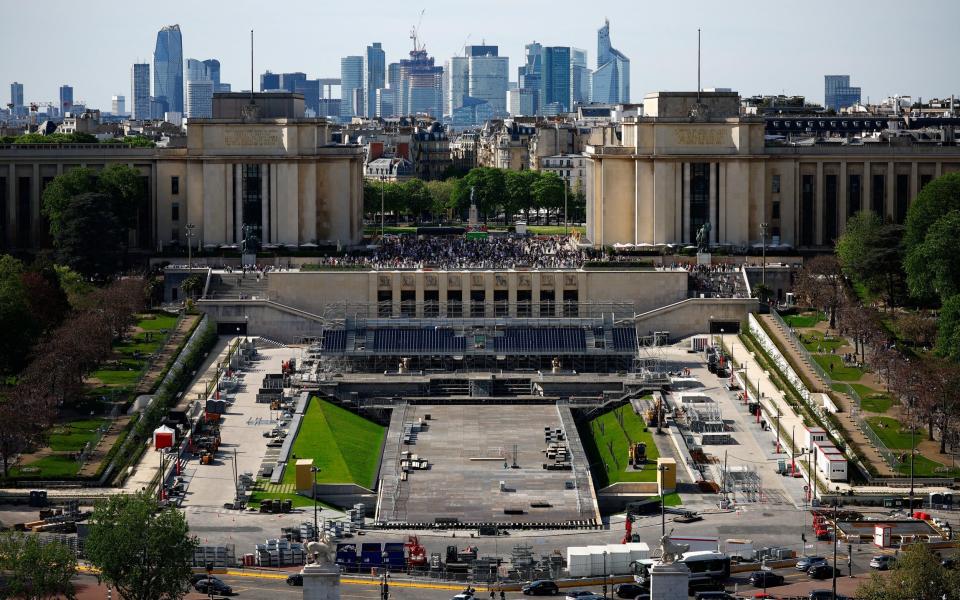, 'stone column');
300,564,340,600
863,161,872,214
682,163,691,244
910,161,919,206
649,561,690,600
235,164,243,243
225,163,234,243
885,161,895,220
838,162,848,235
261,162,269,243
709,162,718,244
531,274,541,318
815,162,824,246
